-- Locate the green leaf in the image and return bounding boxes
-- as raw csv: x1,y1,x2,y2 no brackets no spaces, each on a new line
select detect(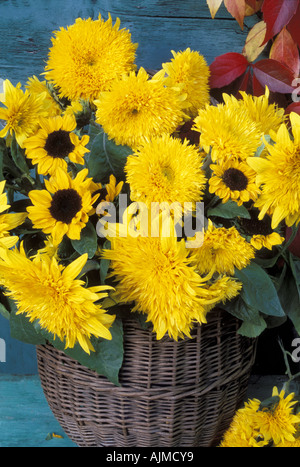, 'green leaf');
254,135,272,158
223,295,263,324
71,221,98,259
100,240,111,284
284,254,300,333
41,317,124,386
258,395,280,412
0,302,10,320
132,311,152,330
237,315,267,338
78,260,100,278
10,137,31,177
222,295,267,337
207,199,251,219
87,126,132,182
100,258,110,284
9,306,46,345
235,262,285,317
